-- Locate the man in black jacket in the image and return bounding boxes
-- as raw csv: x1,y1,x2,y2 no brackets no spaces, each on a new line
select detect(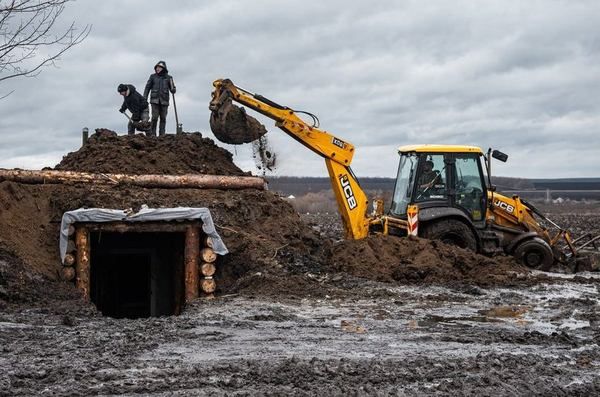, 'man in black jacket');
143,60,176,136
118,84,149,135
